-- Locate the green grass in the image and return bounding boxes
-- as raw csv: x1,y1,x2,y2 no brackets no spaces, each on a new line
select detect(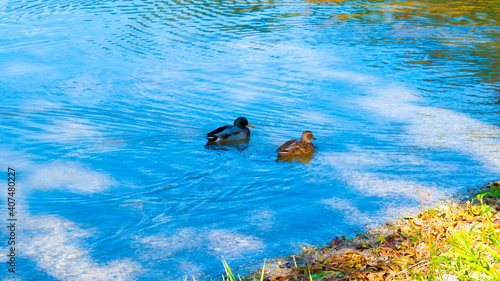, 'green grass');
221,258,266,281
429,194,500,281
